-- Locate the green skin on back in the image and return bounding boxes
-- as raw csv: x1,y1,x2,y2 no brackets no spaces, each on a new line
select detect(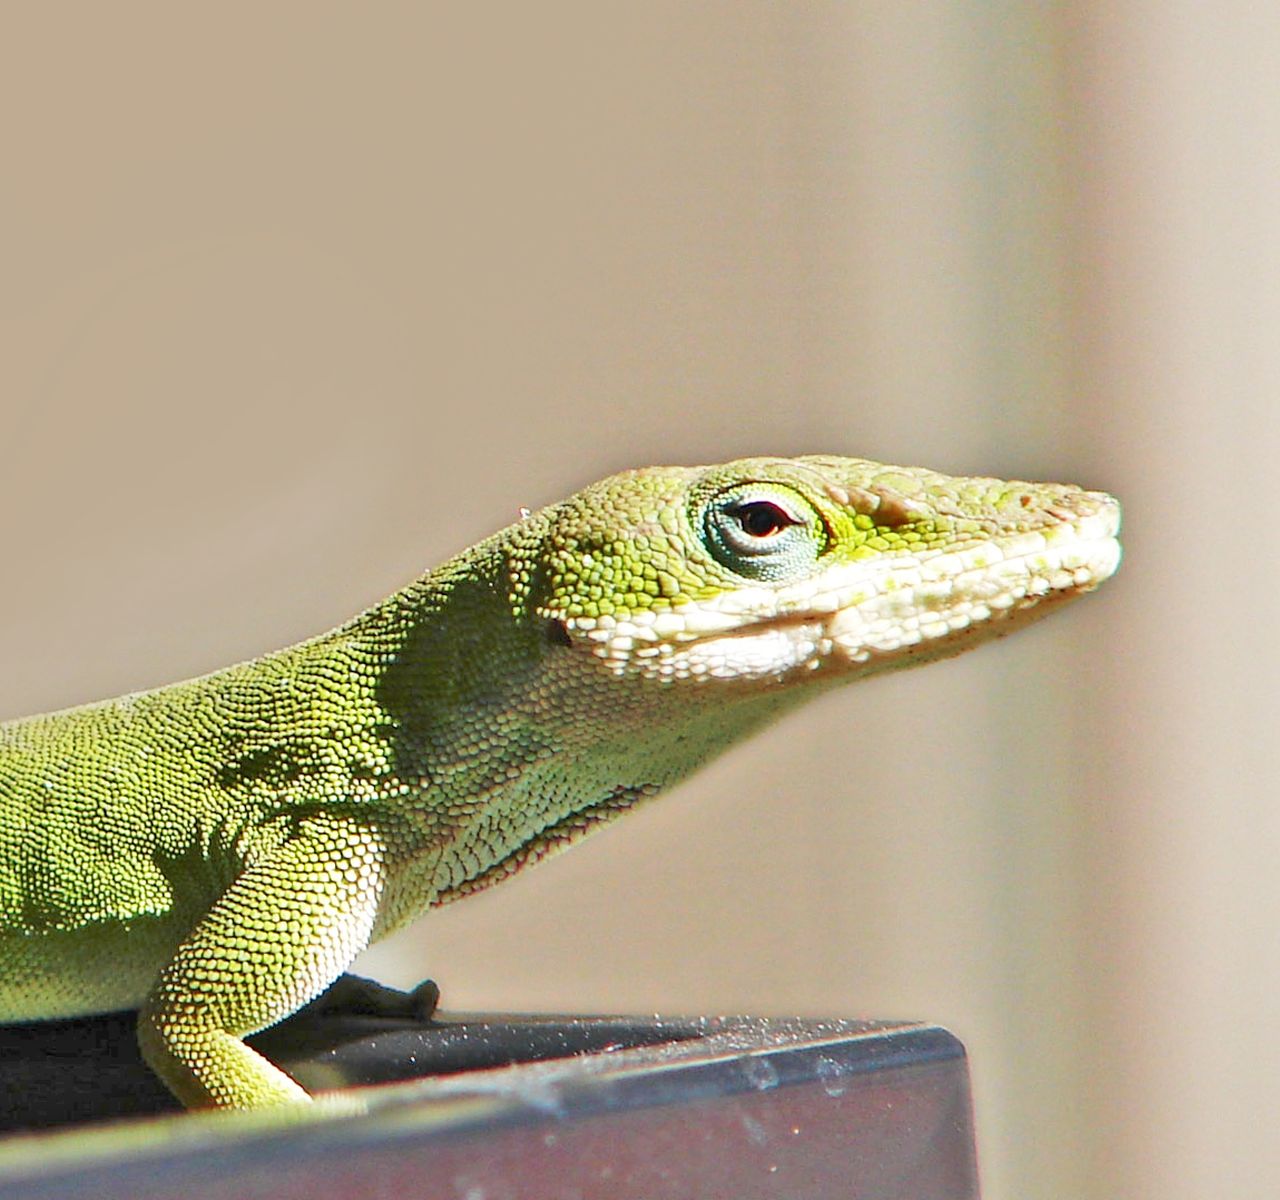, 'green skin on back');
0,455,1122,1109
